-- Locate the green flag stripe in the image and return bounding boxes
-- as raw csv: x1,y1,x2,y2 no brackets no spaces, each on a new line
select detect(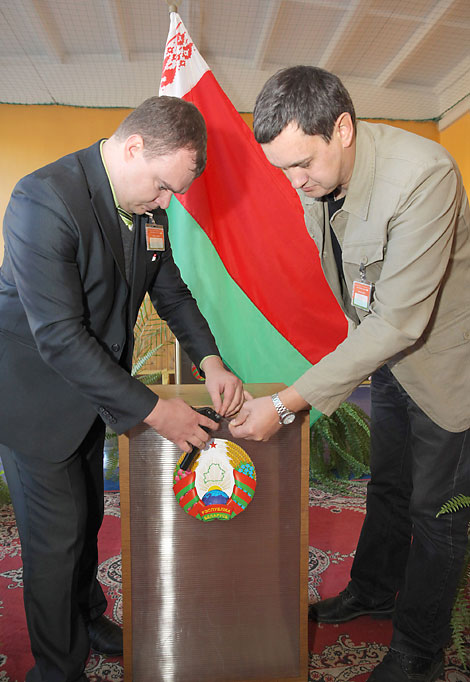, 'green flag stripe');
167,198,322,423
